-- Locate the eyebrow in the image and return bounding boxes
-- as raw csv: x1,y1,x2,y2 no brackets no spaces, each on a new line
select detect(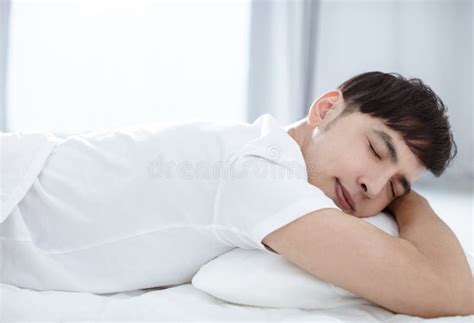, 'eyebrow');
373,129,411,196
